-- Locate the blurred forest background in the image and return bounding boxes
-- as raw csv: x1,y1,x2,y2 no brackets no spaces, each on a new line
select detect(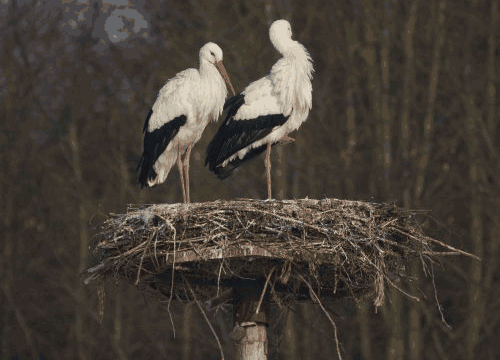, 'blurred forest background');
1,0,499,359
